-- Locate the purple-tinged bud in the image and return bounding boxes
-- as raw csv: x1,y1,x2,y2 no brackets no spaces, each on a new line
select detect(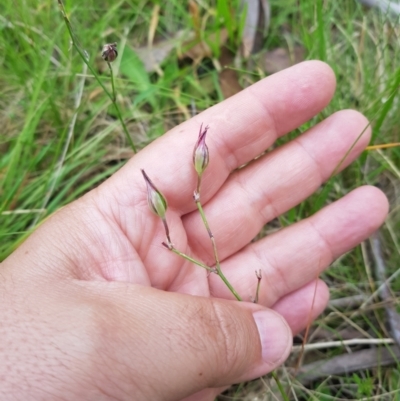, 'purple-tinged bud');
101,42,118,62
141,169,167,219
193,124,209,176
